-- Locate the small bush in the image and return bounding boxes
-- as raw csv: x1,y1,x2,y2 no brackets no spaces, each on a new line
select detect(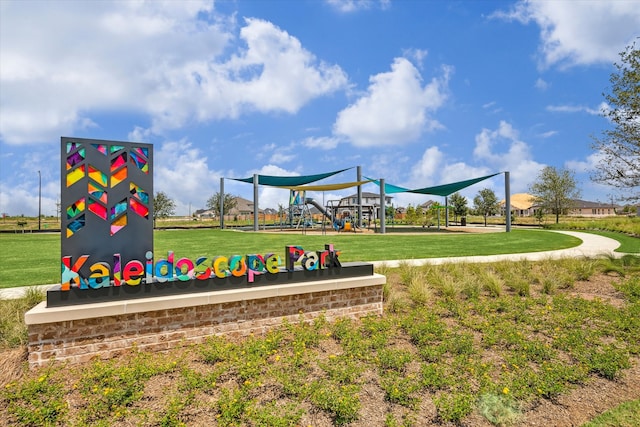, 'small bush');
434,392,474,423
478,393,520,426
